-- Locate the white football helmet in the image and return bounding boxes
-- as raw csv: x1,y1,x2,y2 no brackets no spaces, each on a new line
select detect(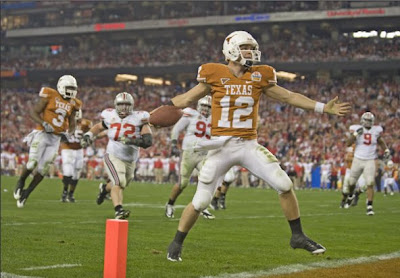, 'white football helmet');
387,160,394,168
222,31,261,67
57,75,77,99
197,95,211,118
361,112,374,129
114,92,134,118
